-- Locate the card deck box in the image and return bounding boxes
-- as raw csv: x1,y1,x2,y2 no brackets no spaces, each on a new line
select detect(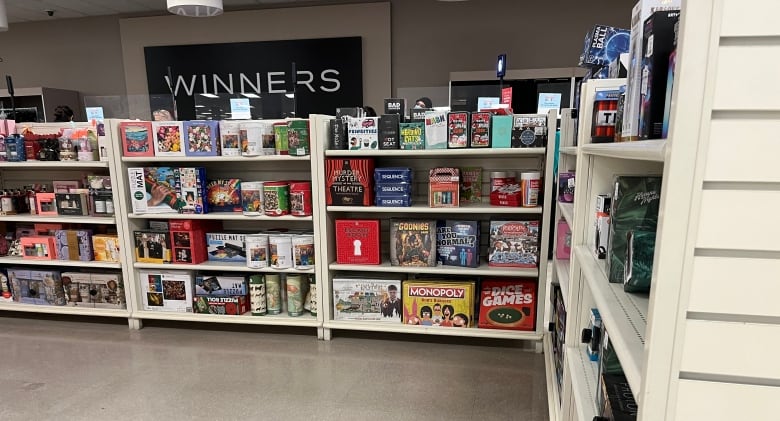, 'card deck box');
390,219,437,267
184,120,220,156
478,279,537,330
206,179,241,212
447,112,469,148
383,98,407,120
206,232,247,262
55,193,89,216
490,115,513,148
375,183,412,196
639,10,681,140
410,107,431,123
429,167,460,207
400,122,425,150
329,118,348,150
92,234,121,262
402,280,476,327
152,121,185,156
195,275,248,296
140,270,193,312
375,167,412,184
21,236,57,260
55,229,94,261
578,24,630,69
134,230,172,264
424,111,447,149
169,219,210,264
193,295,249,315
556,220,572,260
335,219,380,265
511,114,548,148
119,121,154,157
346,117,379,150
325,158,375,206
470,112,492,148
488,220,540,268
8,268,66,306
128,167,208,214
379,114,400,149
333,277,403,321
287,119,310,156
436,220,479,268
460,167,482,204
375,195,412,207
